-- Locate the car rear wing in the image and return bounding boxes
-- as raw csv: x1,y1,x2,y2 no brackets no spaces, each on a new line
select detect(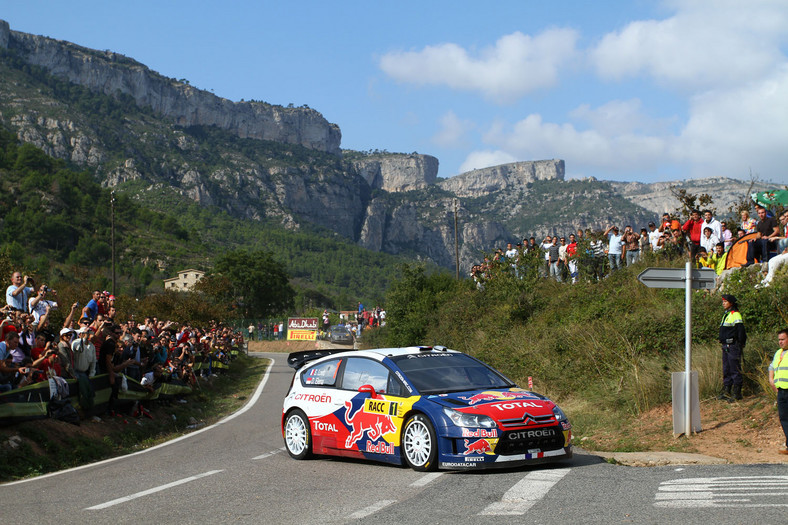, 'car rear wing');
287,349,350,369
